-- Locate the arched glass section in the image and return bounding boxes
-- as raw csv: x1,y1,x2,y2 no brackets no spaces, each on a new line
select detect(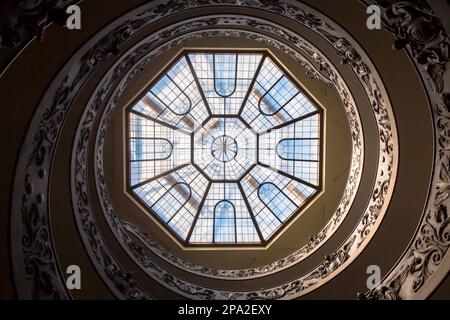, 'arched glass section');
276,138,318,161
259,114,321,186
258,76,298,116
189,52,263,114
214,54,237,97
128,113,191,186
154,138,173,160
132,138,173,161
151,75,191,115
213,201,236,243
277,139,297,160
152,182,192,222
258,182,296,222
